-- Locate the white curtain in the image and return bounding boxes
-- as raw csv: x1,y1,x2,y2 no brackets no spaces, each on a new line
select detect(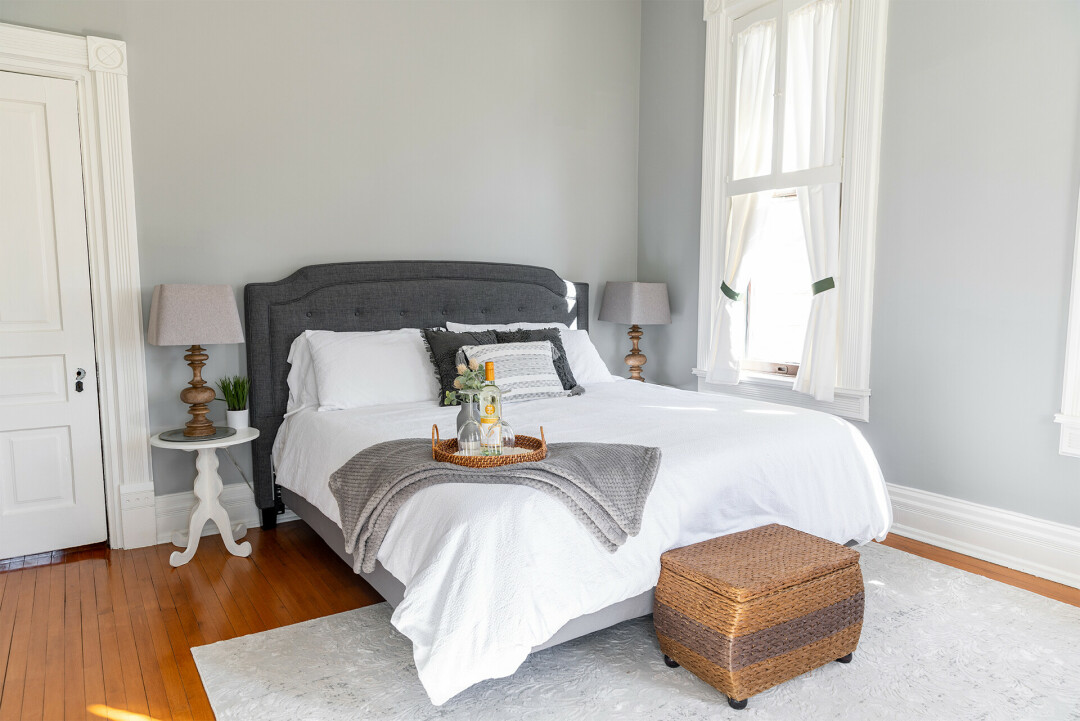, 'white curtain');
706,18,775,385
788,0,843,401
732,18,776,180
706,192,770,384
793,183,841,400
784,0,842,172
